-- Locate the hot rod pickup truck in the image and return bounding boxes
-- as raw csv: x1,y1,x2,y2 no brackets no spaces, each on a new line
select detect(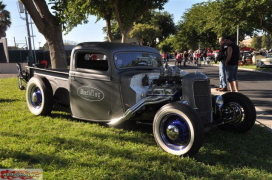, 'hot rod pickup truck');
17,42,256,157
